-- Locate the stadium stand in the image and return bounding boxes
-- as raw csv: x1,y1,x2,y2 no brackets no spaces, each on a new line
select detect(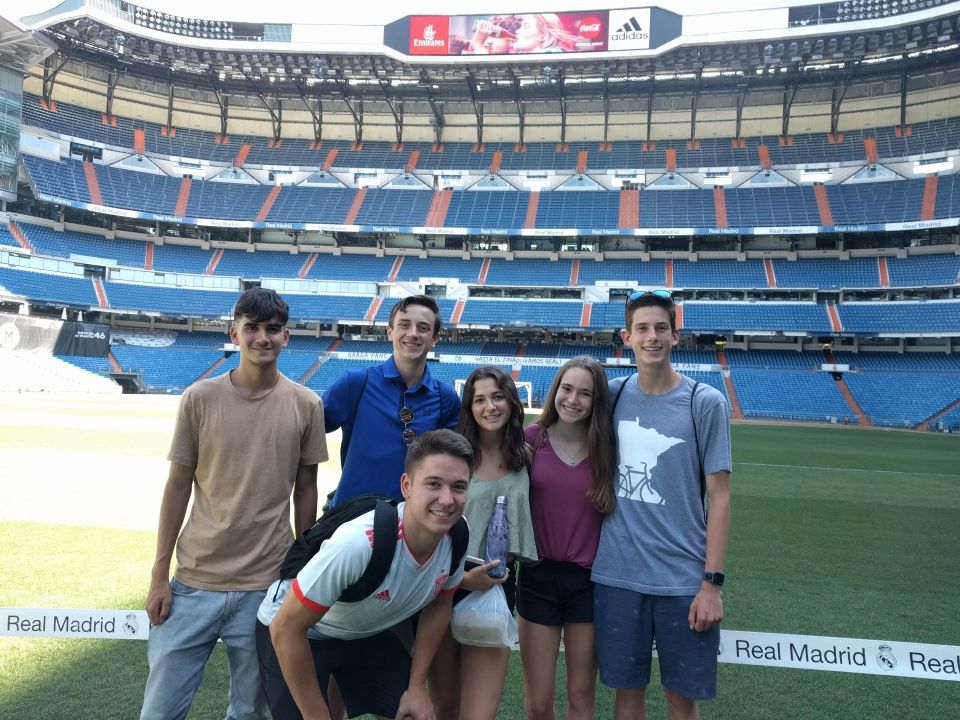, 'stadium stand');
5,6,959,436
